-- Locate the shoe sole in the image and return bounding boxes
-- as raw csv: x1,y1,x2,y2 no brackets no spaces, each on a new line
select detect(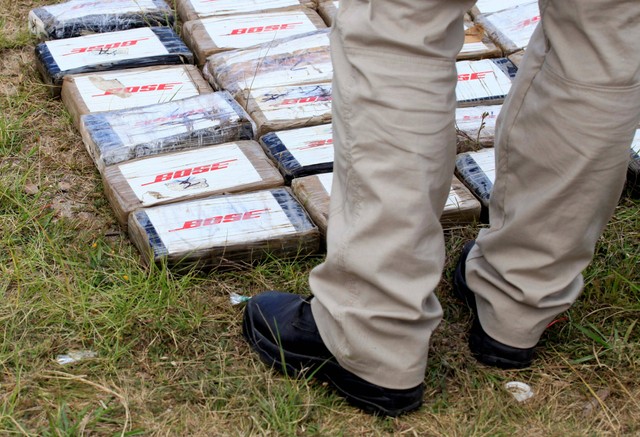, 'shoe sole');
242,303,423,417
